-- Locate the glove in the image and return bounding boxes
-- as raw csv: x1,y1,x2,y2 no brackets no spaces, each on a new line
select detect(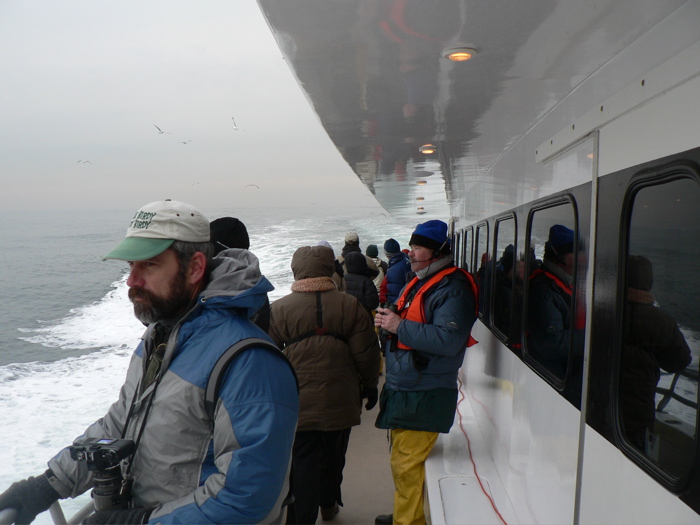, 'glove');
362,387,379,410
83,508,152,525
0,470,60,524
